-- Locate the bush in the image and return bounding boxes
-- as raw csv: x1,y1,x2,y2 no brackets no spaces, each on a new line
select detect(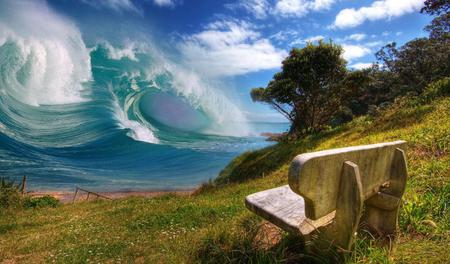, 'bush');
423,76,450,99
23,195,60,209
0,177,21,209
